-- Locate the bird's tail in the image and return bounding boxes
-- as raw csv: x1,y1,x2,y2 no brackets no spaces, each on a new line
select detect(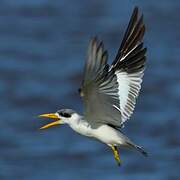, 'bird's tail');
126,142,148,157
